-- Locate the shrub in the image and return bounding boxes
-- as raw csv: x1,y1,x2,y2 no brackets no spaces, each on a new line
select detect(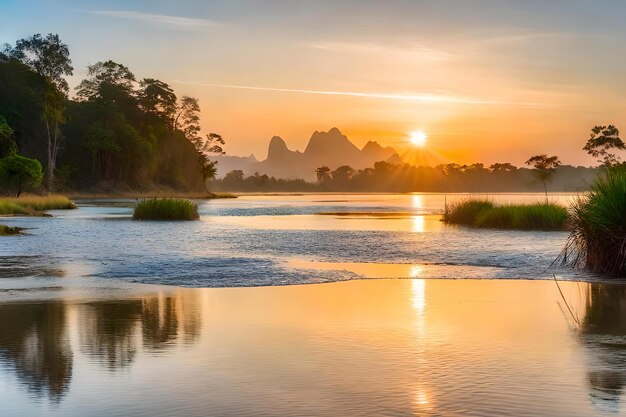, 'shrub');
133,198,199,221
444,199,569,231
0,154,43,197
564,169,626,275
